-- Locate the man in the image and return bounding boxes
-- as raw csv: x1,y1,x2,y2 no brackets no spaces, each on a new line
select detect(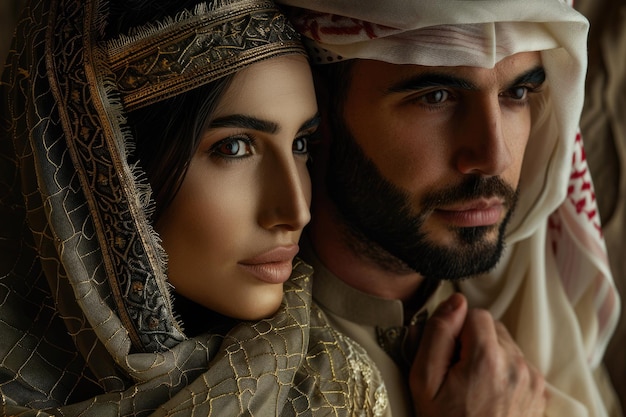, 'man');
276,0,622,416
